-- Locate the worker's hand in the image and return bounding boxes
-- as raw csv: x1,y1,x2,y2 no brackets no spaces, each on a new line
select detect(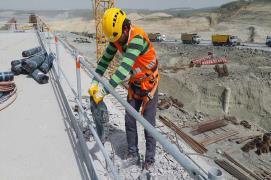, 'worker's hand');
92,87,107,104
88,80,98,97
